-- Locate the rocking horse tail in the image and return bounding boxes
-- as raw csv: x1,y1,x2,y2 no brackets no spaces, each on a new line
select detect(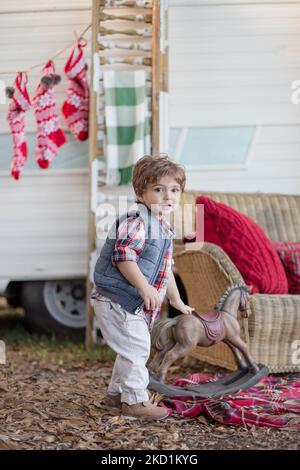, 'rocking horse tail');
151,318,177,351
